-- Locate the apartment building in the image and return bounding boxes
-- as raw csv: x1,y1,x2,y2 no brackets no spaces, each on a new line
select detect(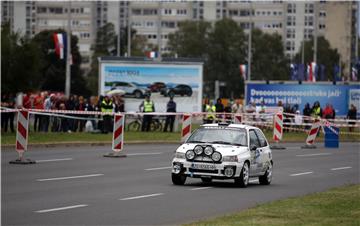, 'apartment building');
1,1,358,77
